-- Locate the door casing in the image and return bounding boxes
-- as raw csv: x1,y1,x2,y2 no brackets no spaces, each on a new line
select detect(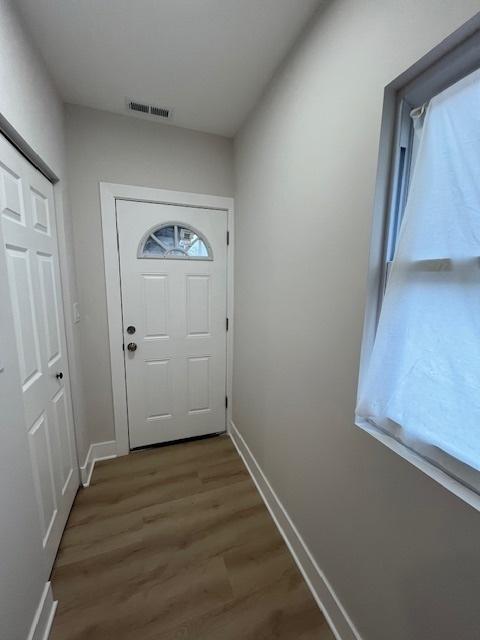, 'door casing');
100,182,234,456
